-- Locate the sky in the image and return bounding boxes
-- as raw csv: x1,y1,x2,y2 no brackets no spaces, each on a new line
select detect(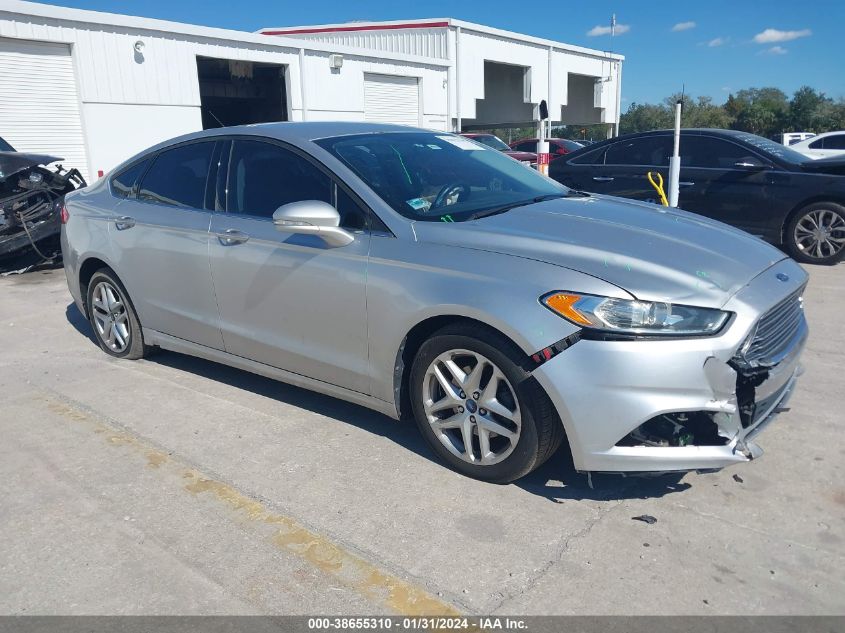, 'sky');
39,0,845,109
